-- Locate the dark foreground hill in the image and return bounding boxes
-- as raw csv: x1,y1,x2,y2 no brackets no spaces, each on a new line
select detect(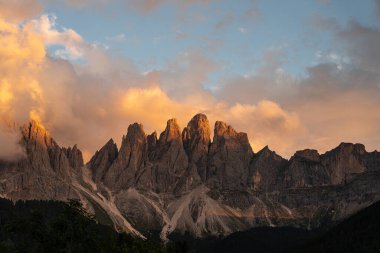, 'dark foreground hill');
290,200,380,253
0,198,191,253
169,200,380,253
0,197,379,252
